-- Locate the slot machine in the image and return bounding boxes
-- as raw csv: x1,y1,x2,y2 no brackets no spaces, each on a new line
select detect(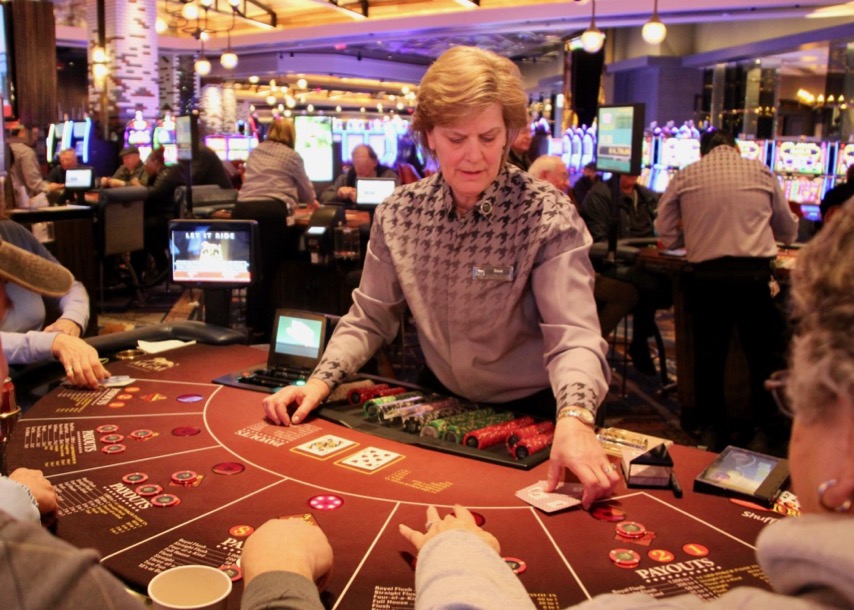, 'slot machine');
204,135,228,161
124,111,153,161
153,111,177,165
45,119,72,162
568,127,583,174
580,126,596,170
